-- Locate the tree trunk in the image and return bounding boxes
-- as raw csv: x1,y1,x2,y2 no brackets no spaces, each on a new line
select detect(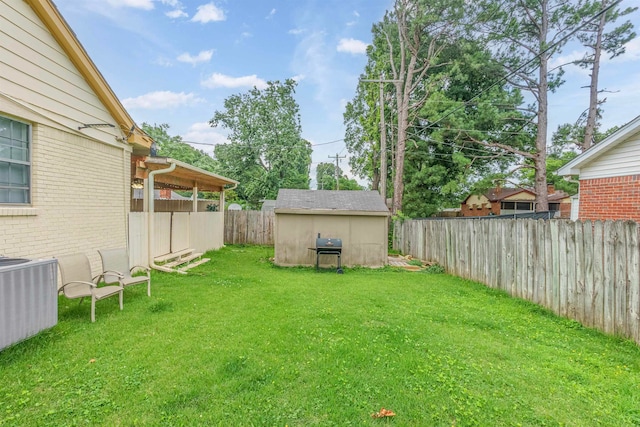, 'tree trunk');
535,2,550,212
583,7,606,151
392,80,407,214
